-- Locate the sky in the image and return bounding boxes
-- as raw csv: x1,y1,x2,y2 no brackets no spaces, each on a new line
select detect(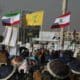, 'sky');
0,0,80,35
